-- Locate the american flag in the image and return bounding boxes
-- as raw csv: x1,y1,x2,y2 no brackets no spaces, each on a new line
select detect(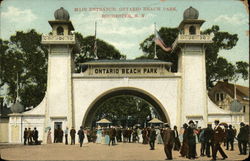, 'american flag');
154,30,171,52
